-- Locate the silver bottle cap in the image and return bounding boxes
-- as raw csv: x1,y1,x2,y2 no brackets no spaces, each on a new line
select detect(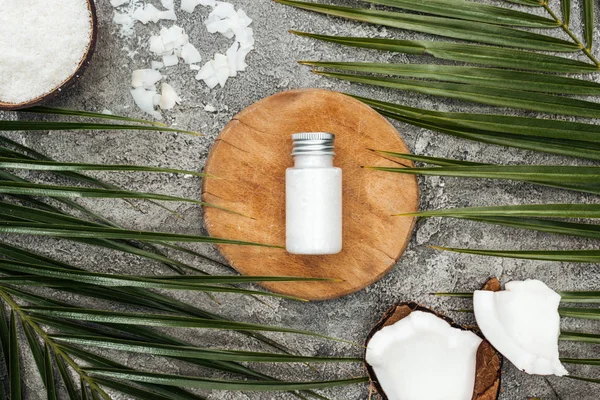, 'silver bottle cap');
291,132,335,156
